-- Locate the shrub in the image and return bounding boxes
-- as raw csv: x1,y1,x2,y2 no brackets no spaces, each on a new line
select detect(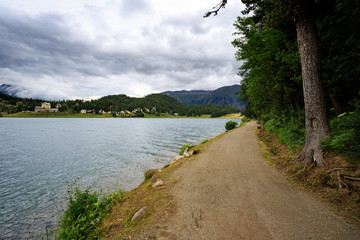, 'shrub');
321,110,360,161
241,117,250,123
136,112,145,117
264,115,305,149
225,121,238,131
58,183,116,239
